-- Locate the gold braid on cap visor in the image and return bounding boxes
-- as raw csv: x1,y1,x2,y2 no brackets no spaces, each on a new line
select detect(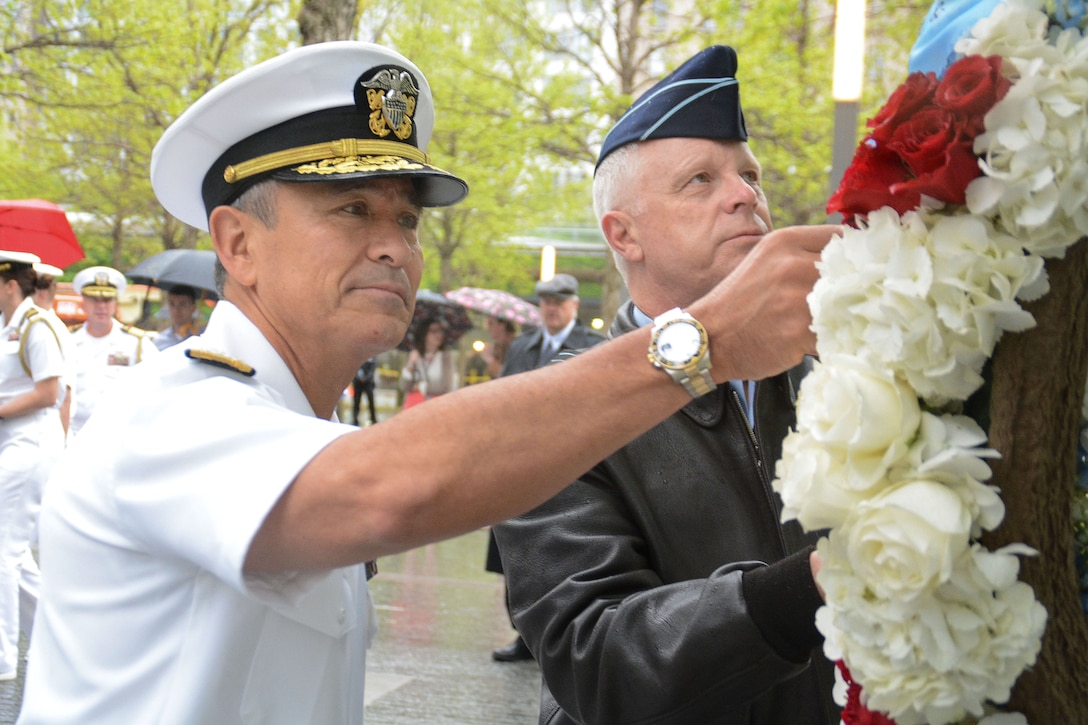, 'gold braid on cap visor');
80,286,118,298
223,138,430,183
